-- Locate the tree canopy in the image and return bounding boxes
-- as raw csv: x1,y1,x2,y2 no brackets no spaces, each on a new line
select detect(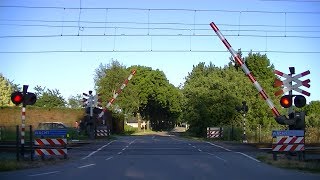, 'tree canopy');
33,85,66,108
2,53,319,136
94,61,182,130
